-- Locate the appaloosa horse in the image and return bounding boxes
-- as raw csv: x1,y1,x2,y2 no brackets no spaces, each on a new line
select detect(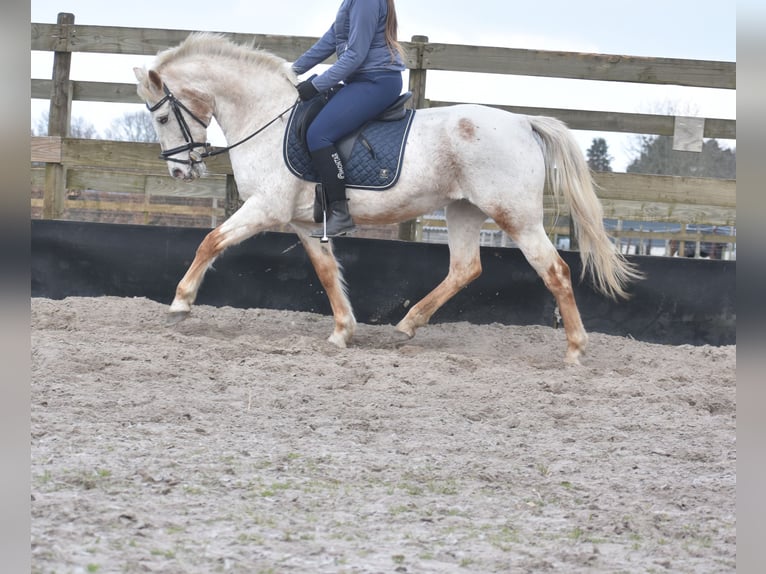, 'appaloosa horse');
134,33,642,364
